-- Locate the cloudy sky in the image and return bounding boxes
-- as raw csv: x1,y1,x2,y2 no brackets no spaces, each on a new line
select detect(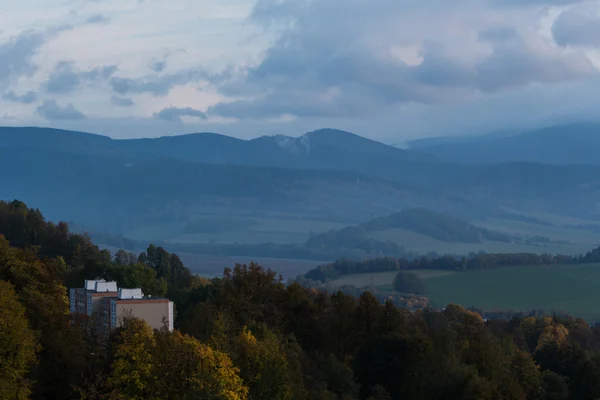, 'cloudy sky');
2,0,600,142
